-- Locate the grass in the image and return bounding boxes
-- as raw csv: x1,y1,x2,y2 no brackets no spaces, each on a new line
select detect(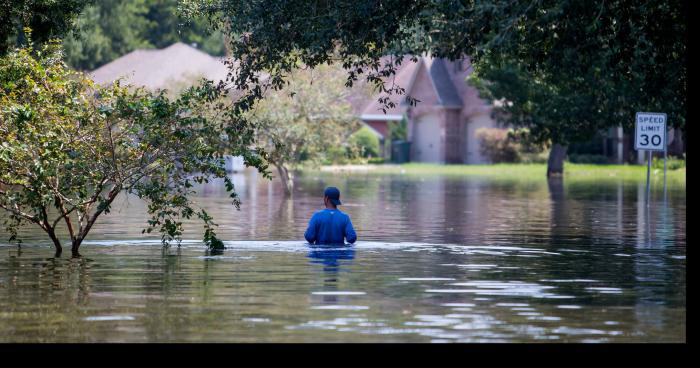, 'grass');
306,162,686,186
